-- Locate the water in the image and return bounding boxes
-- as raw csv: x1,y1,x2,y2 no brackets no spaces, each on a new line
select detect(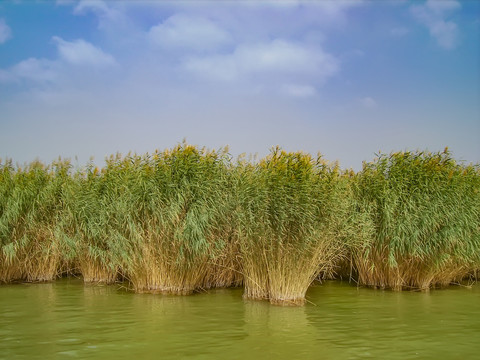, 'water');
0,279,479,359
